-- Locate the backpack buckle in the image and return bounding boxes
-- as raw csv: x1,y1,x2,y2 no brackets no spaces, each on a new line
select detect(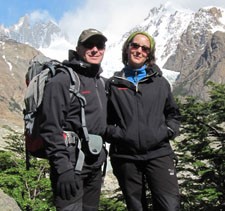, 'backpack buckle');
63,131,79,146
